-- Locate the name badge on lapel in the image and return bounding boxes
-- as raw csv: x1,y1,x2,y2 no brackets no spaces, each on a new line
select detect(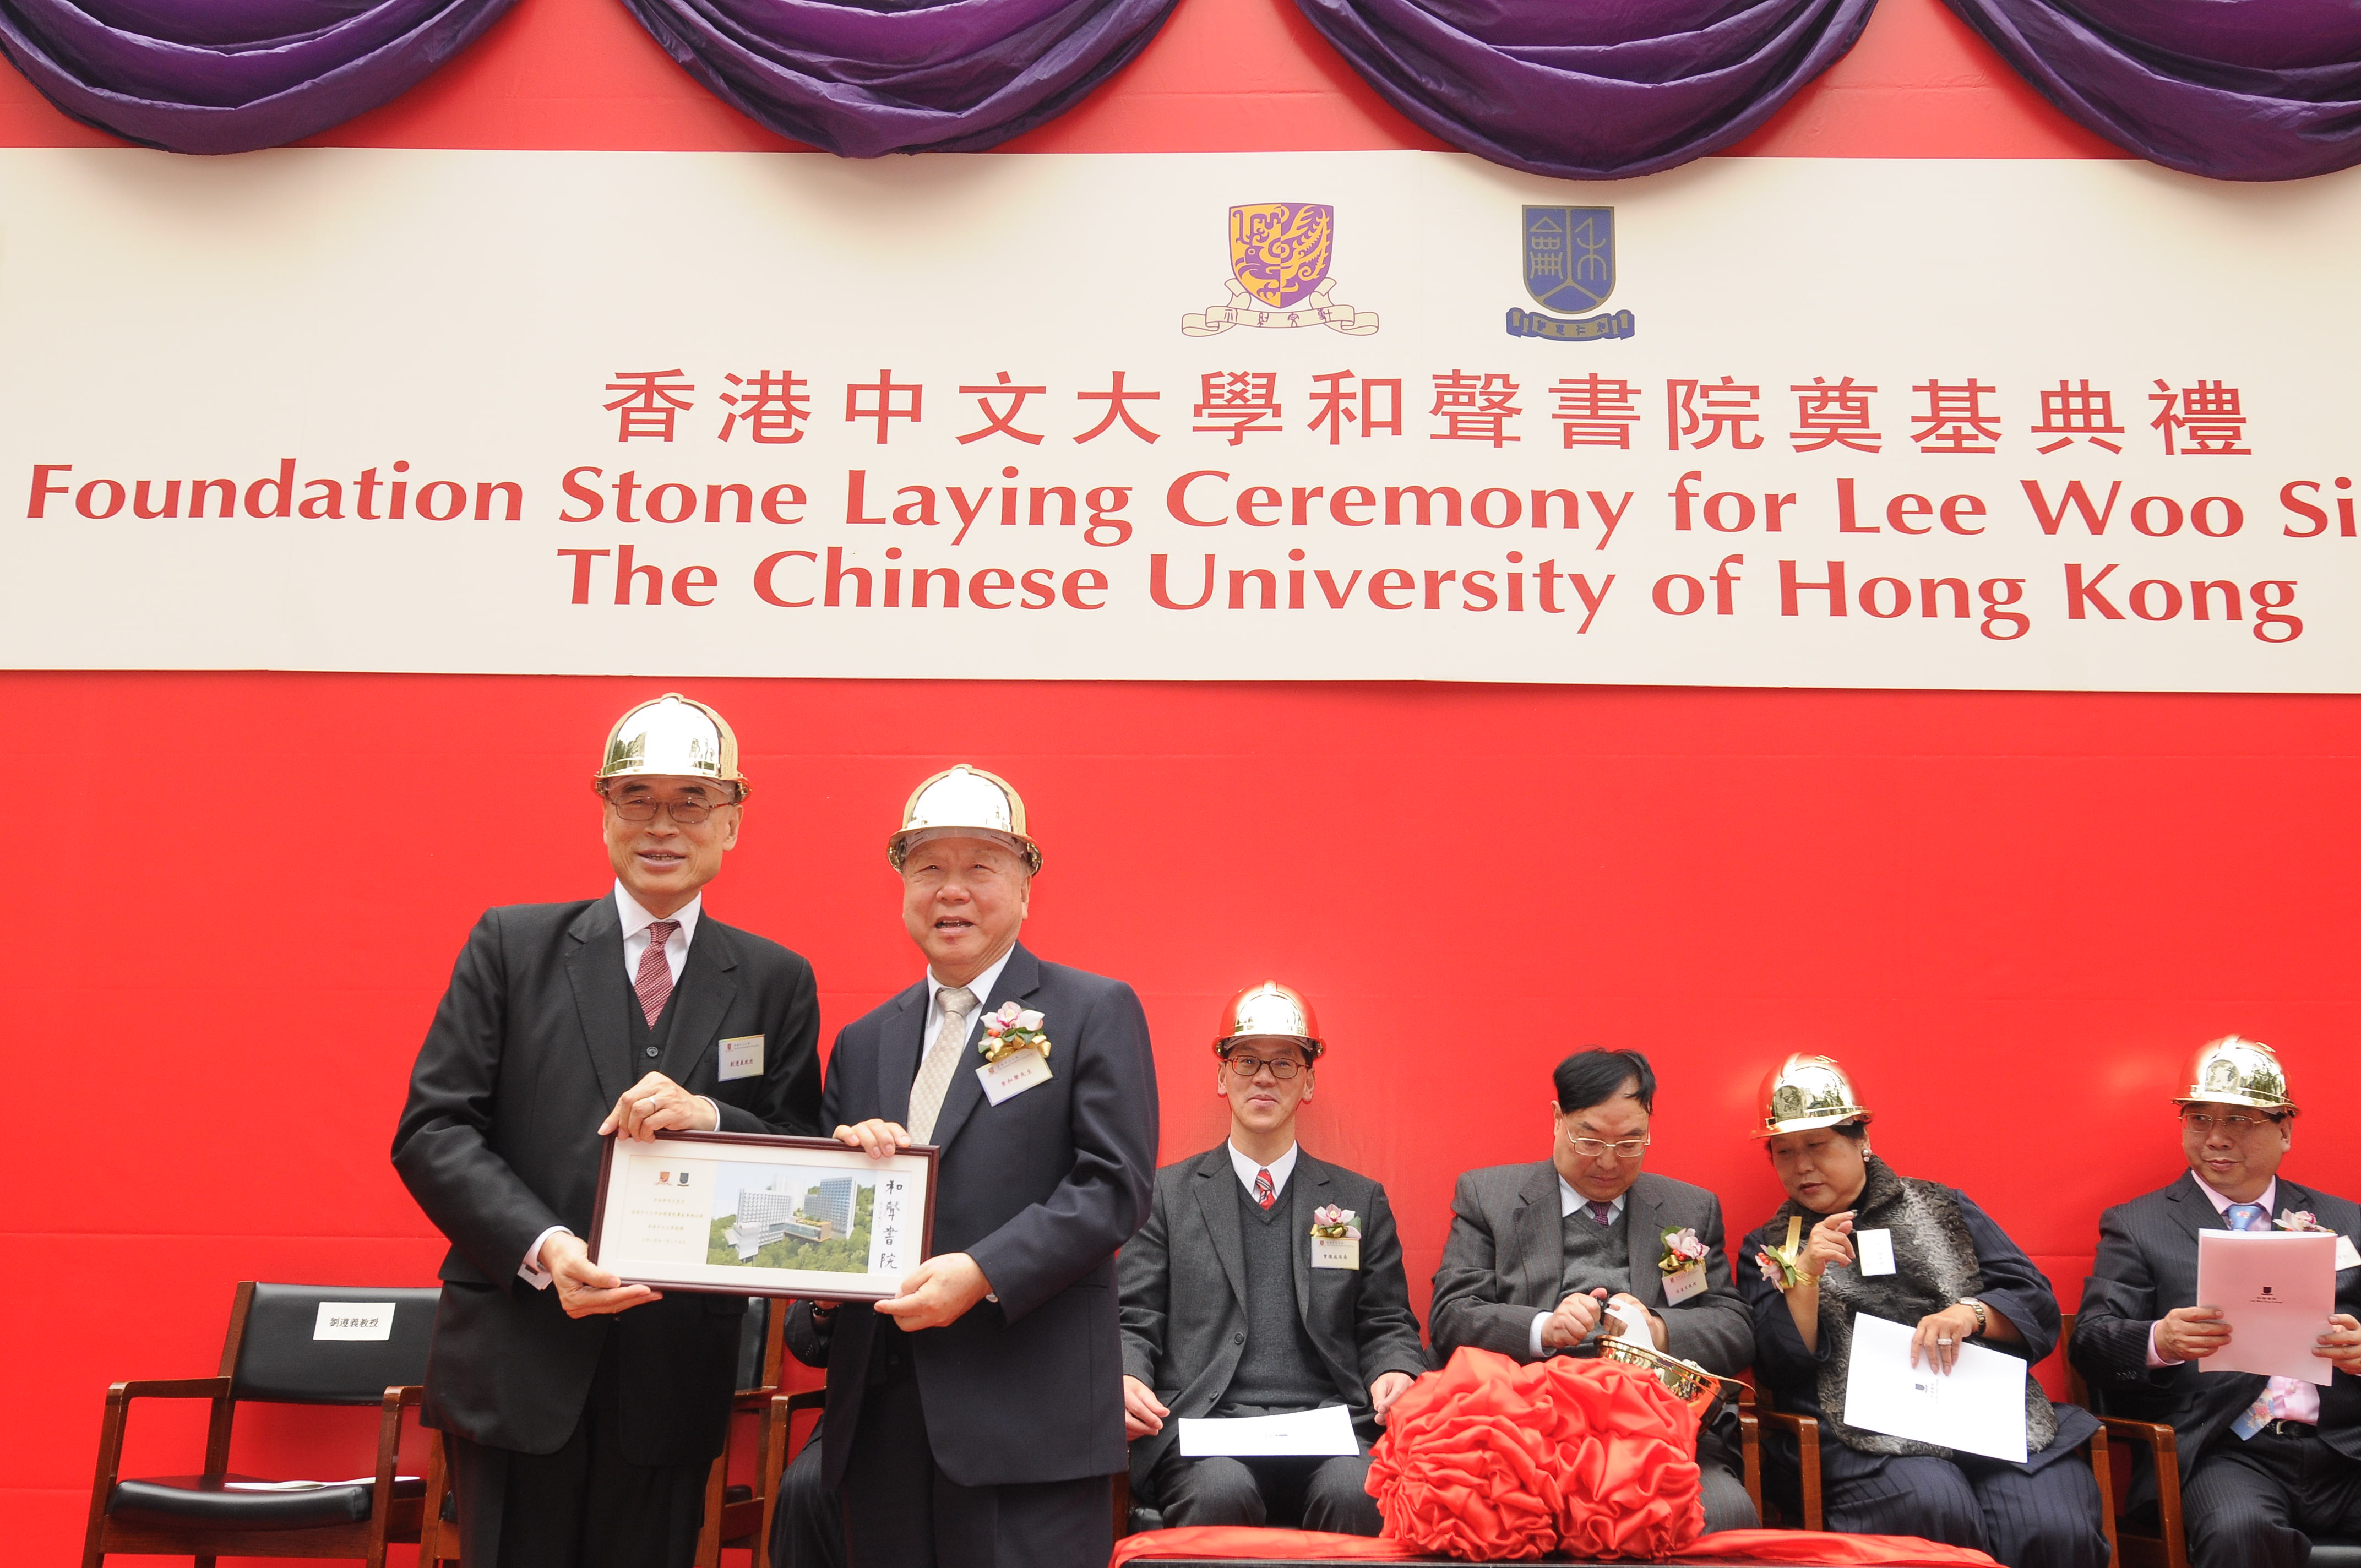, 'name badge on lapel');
1658,1226,1711,1303
2339,1235,2361,1272
1311,1207,1361,1270
977,1050,1051,1104
1856,1229,1897,1276
717,1035,764,1081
